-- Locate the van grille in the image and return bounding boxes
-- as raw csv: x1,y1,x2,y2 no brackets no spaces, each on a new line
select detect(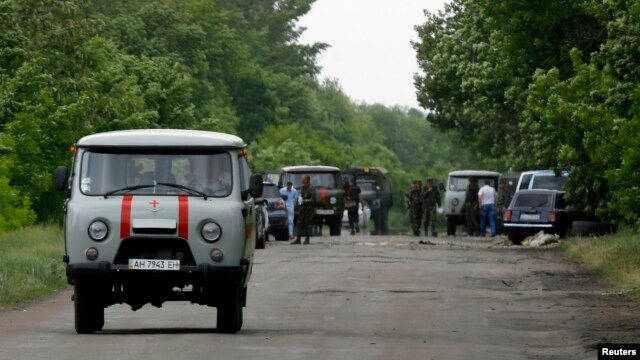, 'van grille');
113,238,196,266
